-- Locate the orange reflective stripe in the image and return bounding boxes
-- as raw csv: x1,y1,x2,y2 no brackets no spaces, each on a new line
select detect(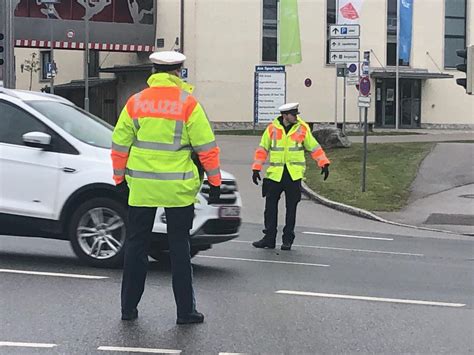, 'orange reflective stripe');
207,174,221,187
290,125,307,143
268,125,282,140
111,150,129,183
126,87,197,122
311,147,330,168
197,146,221,186
253,147,268,171
311,148,324,159
254,147,268,161
113,175,124,184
